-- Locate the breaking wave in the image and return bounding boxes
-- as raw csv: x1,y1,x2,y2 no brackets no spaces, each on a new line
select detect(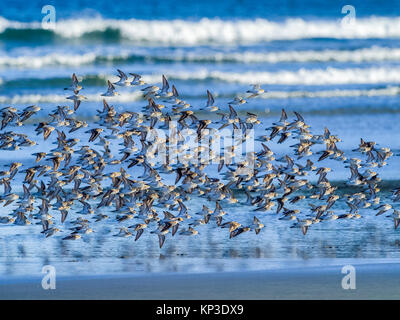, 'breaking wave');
2,16,400,44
